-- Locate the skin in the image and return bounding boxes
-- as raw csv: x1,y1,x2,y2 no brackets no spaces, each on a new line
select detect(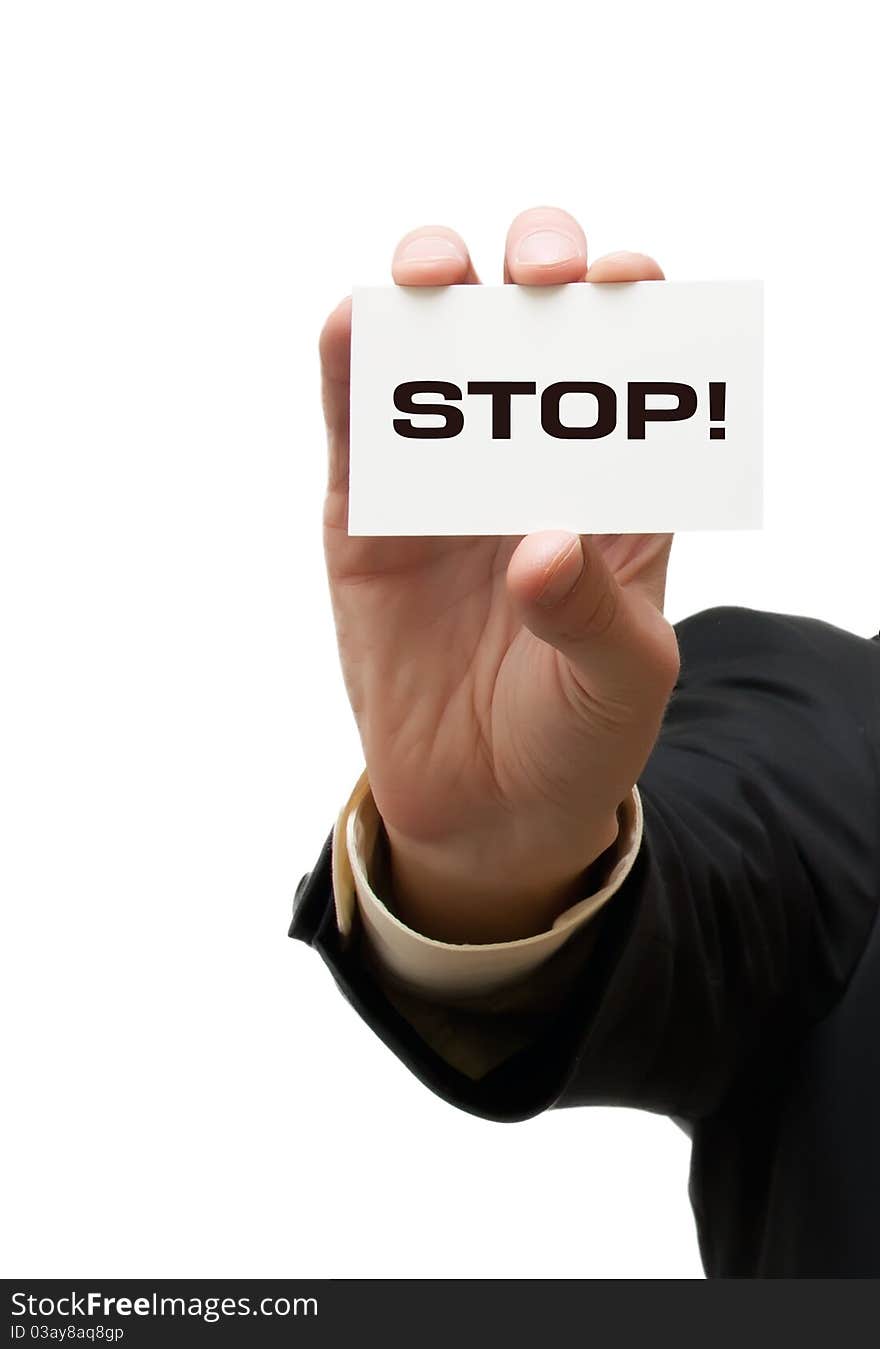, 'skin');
319,206,680,944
